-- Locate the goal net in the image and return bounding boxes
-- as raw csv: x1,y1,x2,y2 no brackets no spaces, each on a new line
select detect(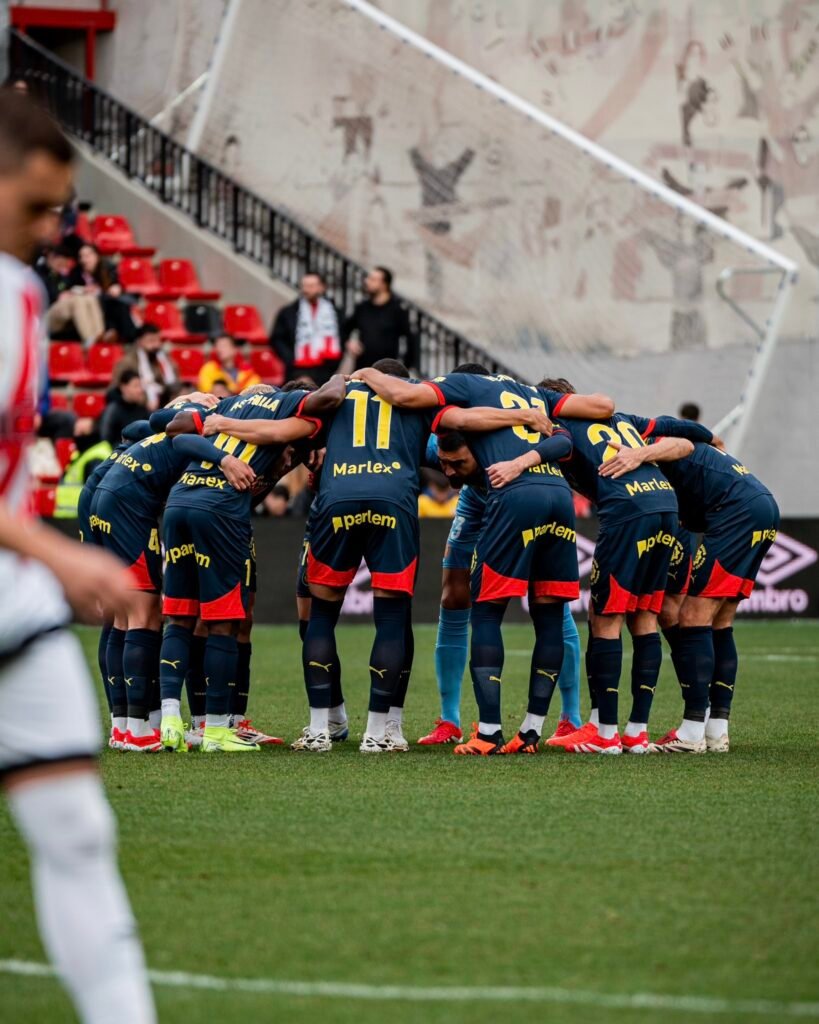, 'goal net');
189,0,798,446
